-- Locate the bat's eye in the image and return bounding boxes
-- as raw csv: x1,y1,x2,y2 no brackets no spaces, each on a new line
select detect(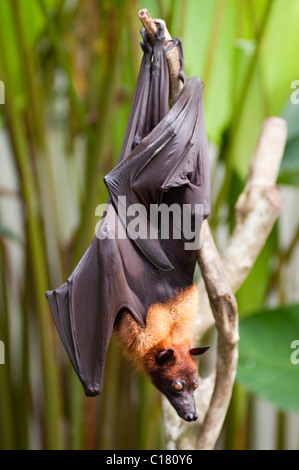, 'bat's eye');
173,381,183,392
193,379,199,390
